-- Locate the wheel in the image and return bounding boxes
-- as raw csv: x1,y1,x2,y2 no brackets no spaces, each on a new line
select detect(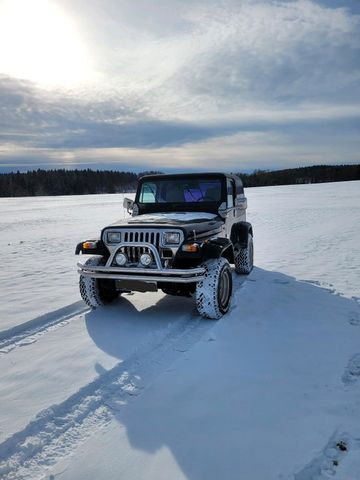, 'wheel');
79,256,119,309
196,257,233,319
234,233,254,274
